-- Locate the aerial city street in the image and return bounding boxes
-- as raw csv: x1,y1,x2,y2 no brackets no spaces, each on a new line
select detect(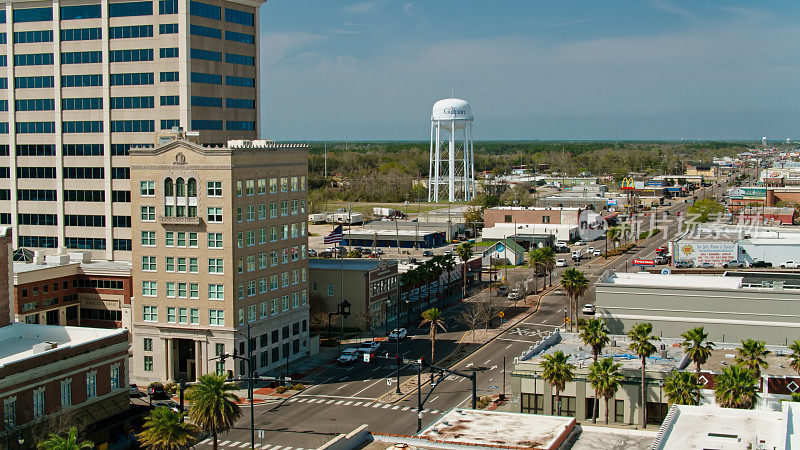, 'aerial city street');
0,1,798,449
